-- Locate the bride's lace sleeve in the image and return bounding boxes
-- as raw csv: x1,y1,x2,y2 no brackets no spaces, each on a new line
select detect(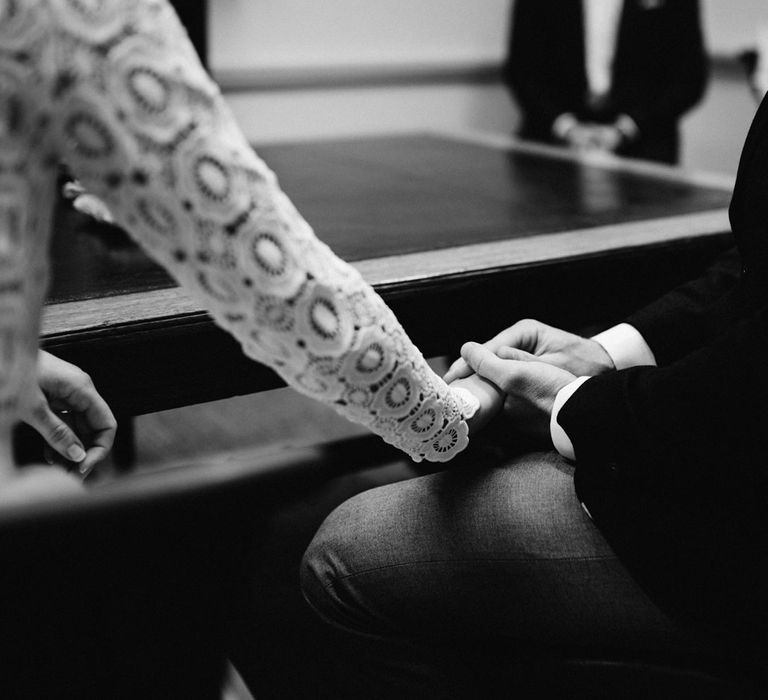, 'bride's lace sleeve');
41,0,476,462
